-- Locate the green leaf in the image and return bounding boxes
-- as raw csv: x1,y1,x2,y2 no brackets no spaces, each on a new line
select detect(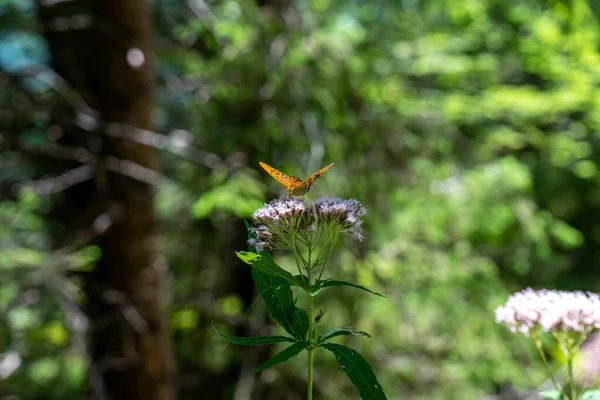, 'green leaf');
538,391,562,400
250,270,308,341
323,343,387,400
311,279,386,298
582,390,600,400
213,324,297,345
247,341,309,374
290,306,309,341
252,268,297,337
318,325,371,345
244,222,308,341
237,251,306,289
